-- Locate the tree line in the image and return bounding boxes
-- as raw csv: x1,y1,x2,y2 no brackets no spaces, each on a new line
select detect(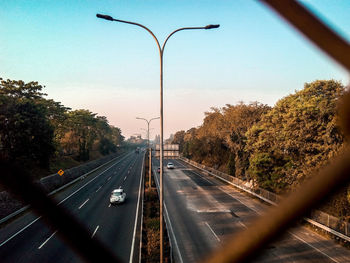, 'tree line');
172,80,350,219
0,78,124,177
